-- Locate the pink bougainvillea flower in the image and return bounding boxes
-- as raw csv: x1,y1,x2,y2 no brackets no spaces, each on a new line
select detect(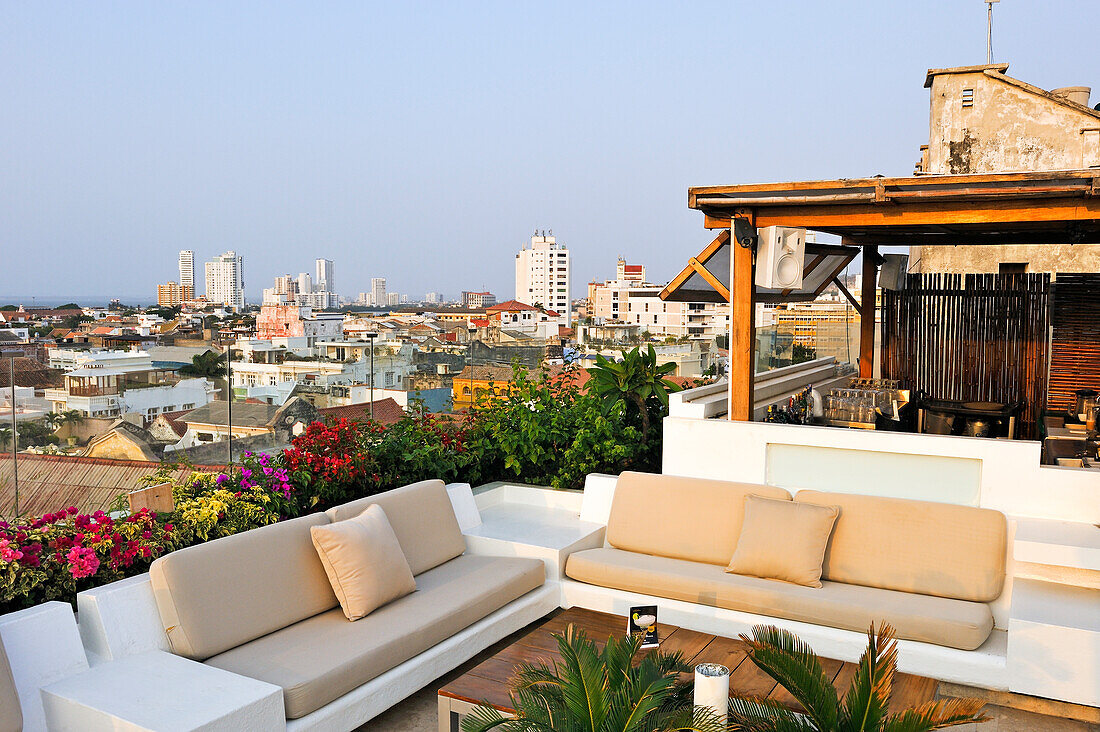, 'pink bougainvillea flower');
66,546,100,579
0,538,24,563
